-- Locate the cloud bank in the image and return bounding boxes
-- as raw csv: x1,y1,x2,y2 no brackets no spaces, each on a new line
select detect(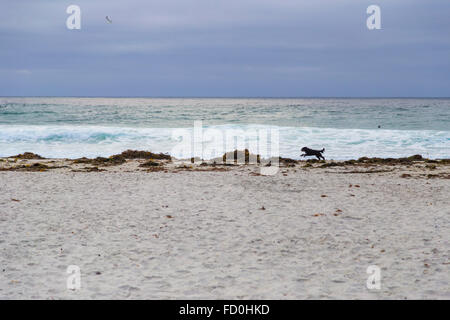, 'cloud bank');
0,0,449,97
